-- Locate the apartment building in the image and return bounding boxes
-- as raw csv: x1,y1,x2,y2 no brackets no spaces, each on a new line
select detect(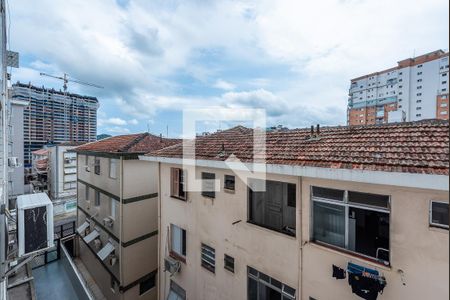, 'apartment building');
73,133,180,300
348,50,449,125
140,121,449,300
10,82,99,167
